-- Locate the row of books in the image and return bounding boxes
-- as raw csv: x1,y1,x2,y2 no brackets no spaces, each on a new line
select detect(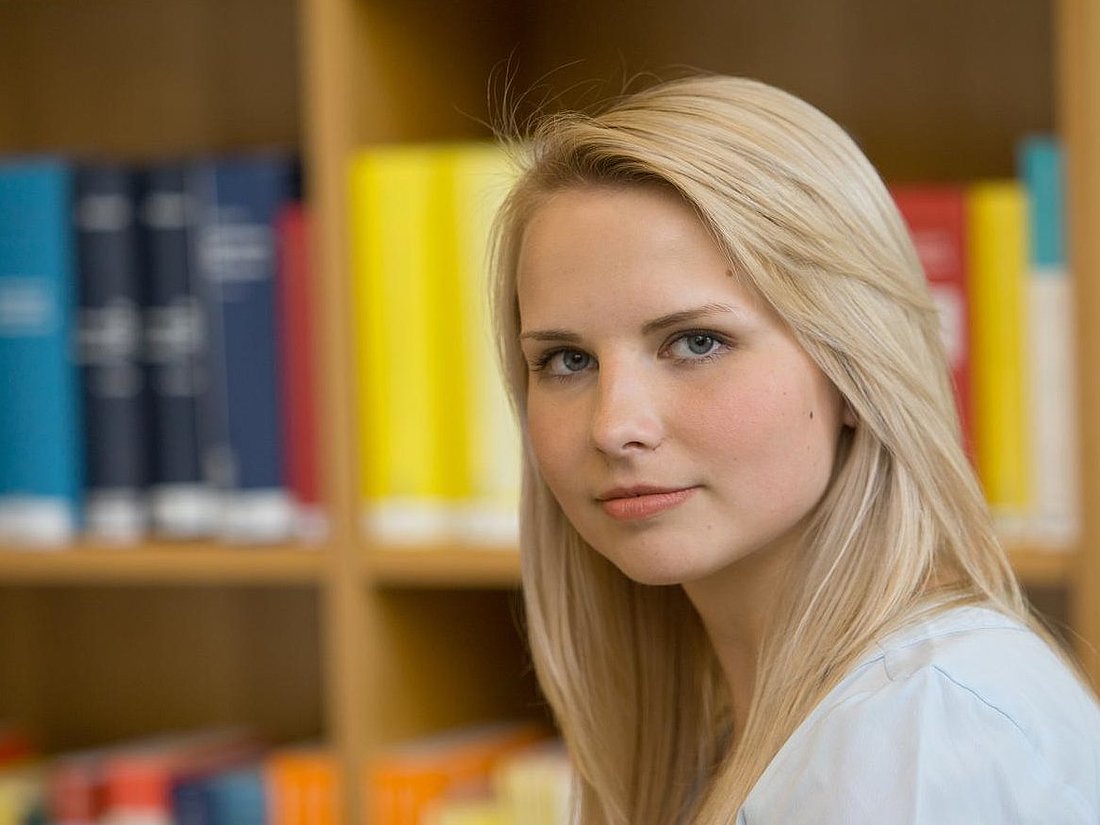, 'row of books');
0,722,572,825
0,135,1076,551
348,144,522,546
0,153,323,546
893,135,1077,545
